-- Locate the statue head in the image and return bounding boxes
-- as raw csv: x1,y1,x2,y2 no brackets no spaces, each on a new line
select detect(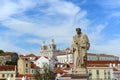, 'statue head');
76,28,81,34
